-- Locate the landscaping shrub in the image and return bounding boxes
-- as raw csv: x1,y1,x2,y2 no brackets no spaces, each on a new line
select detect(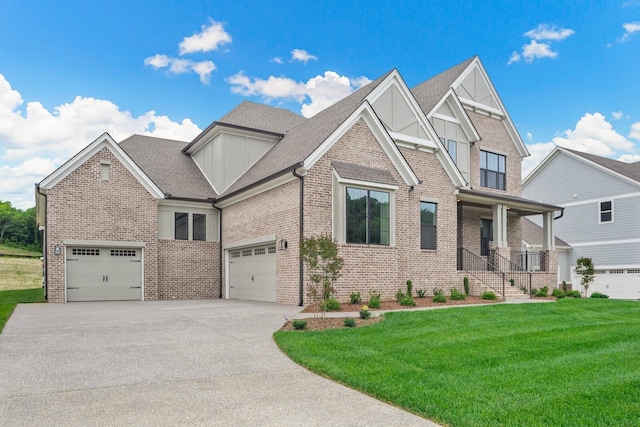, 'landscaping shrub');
590,292,609,299
368,292,381,309
359,305,371,319
320,298,341,311
406,279,413,297
535,286,549,297
349,292,361,304
416,289,427,298
463,276,470,295
551,288,566,299
450,288,466,301
509,278,516,287
566,290,581,298
432,289,446,303
343,317,356,328
481,290,498,300
400,295,417,306
395,289,405,302
292,320,307,330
